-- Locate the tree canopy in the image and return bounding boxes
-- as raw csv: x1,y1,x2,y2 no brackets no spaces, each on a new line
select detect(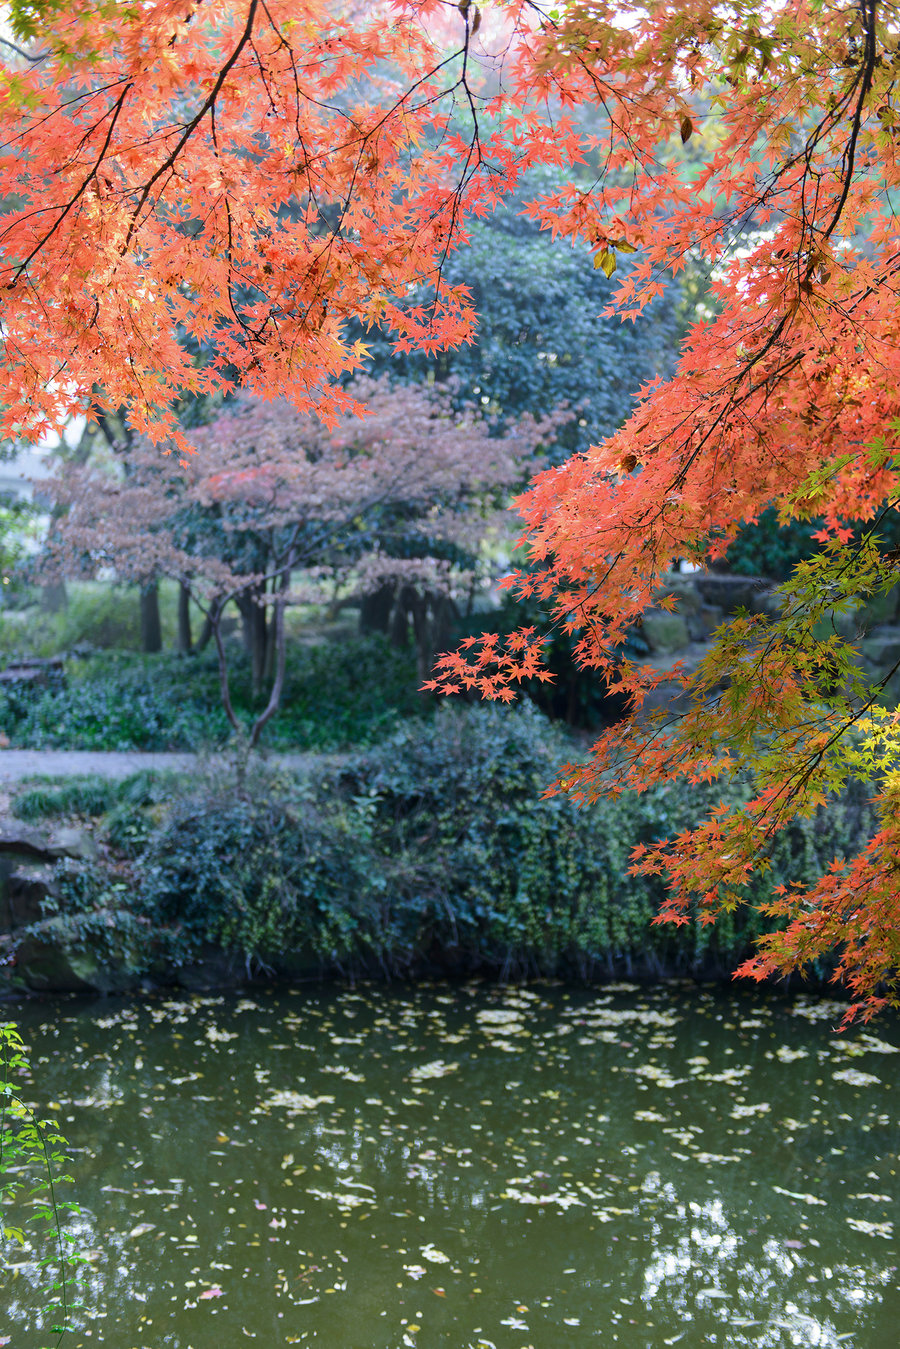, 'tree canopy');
351,180,682,458
3,0,900,1016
